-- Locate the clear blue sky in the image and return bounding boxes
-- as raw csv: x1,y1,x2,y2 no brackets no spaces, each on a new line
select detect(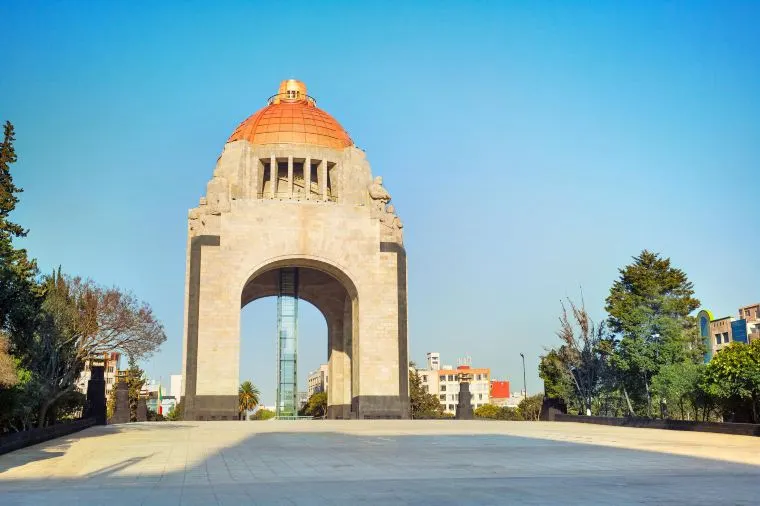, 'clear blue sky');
2,2,758,404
